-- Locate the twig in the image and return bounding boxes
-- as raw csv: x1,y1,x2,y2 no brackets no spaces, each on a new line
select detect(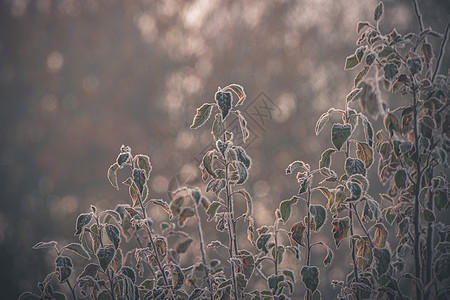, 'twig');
432,16,450,83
